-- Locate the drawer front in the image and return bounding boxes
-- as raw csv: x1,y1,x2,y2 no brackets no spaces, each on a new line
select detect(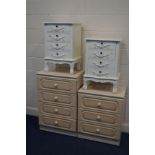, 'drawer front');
39,115,76,131
38,76,77,92
40,103,76,119
39,91,76,107
87,63,115,78
45,24,72,35
47,33,72,43
86,40,116,55
79,94,121,113
47,43,72,59
78,109,120,126
78,122,120,140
